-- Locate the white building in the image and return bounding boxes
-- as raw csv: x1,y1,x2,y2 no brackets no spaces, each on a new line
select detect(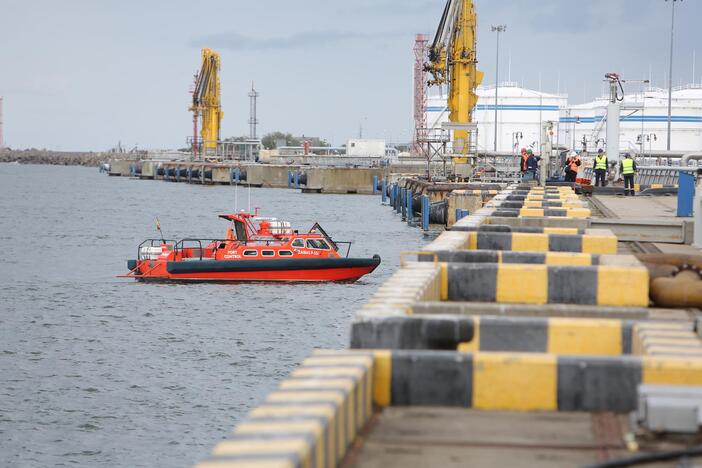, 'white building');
559,84,702,155
426,82,702,155
426,82,567,154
